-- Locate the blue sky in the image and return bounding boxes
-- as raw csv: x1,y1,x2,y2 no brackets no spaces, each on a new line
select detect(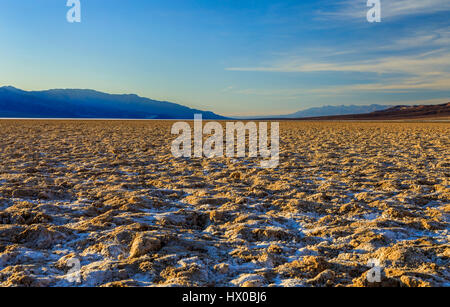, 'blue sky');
0,0,449,116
